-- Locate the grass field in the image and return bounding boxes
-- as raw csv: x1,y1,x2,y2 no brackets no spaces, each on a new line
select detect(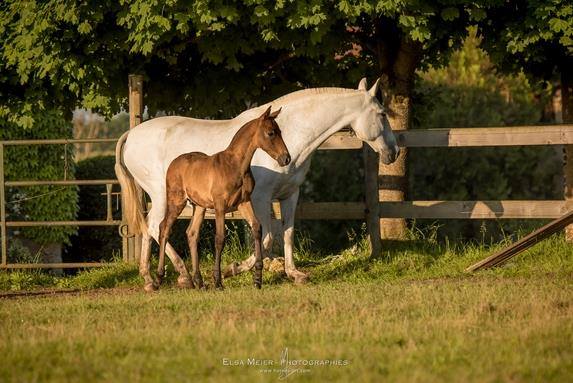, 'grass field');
1,234,572,382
